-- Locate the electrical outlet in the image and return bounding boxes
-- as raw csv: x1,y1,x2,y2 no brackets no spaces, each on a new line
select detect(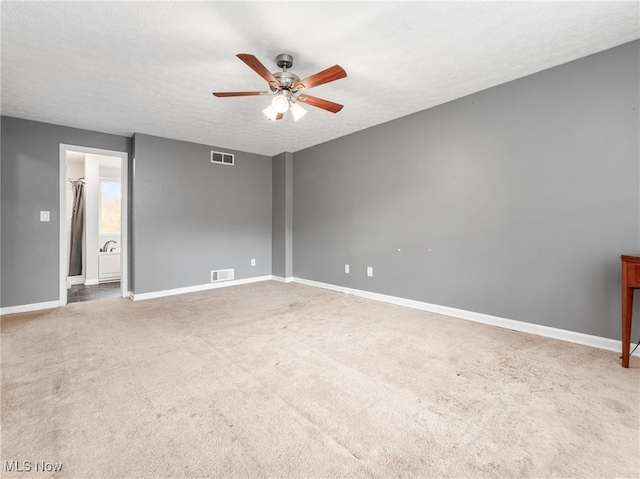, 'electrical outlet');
367,266,373,277
344,264,350,274
251,258,256,266
40,211,50,222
